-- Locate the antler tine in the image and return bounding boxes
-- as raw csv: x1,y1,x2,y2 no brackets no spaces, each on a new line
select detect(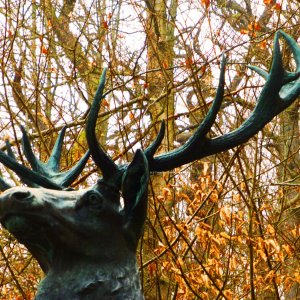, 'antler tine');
5,139,16,159
47,126,67,172
0,139,40,189
20,126,90,188
0,149,62,189
275,31,300,100
279,30,300,69
248,31,300,96
0,176,11,191
146,54,226,171
147,32,300,172
86,68,120,182
0,142,14,190
144,120,165,159
5,139,37,188
59,150,90,187
20,125,43,173
249,31,300,109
